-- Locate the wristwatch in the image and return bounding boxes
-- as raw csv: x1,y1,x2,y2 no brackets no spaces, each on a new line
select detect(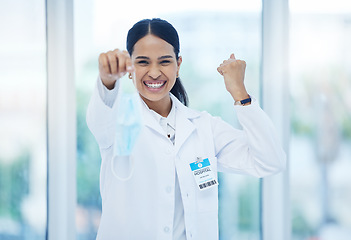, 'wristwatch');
234,96,252,106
